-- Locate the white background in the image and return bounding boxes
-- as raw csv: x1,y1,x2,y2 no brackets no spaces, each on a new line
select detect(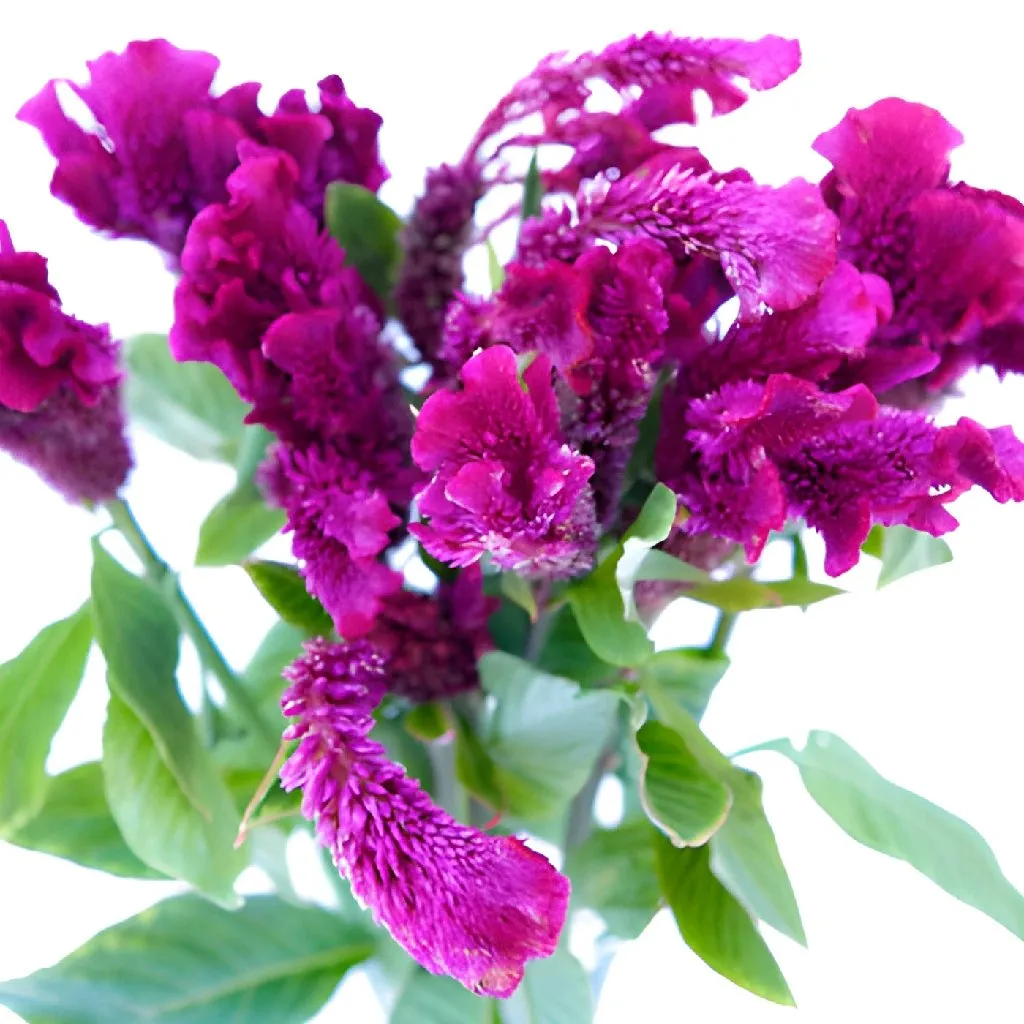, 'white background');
1,1,1023,1020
